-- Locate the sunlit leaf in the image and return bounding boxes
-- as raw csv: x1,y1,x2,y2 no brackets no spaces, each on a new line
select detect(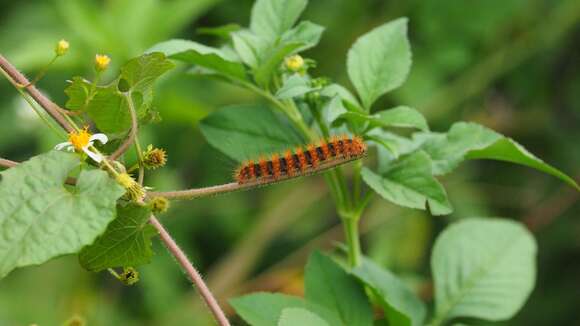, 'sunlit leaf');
347,18,412,110
0,151,124,279
431,218,536,323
